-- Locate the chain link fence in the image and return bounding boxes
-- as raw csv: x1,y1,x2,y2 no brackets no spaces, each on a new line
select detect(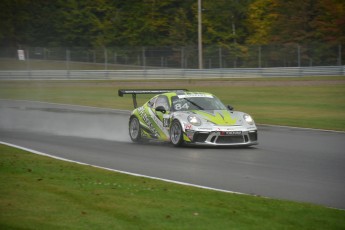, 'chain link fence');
0,43,343,70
